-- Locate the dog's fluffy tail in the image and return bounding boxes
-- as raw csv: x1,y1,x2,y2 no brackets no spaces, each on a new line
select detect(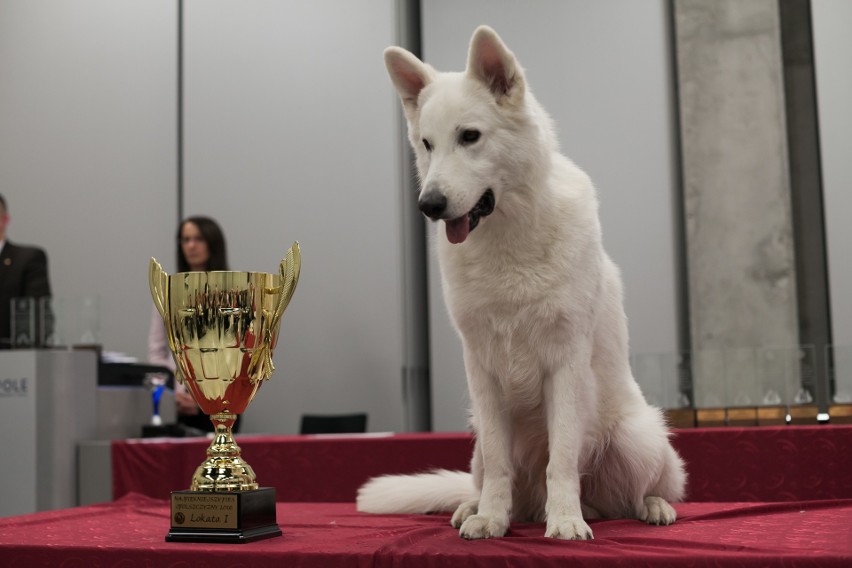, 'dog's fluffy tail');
356,469,476,514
